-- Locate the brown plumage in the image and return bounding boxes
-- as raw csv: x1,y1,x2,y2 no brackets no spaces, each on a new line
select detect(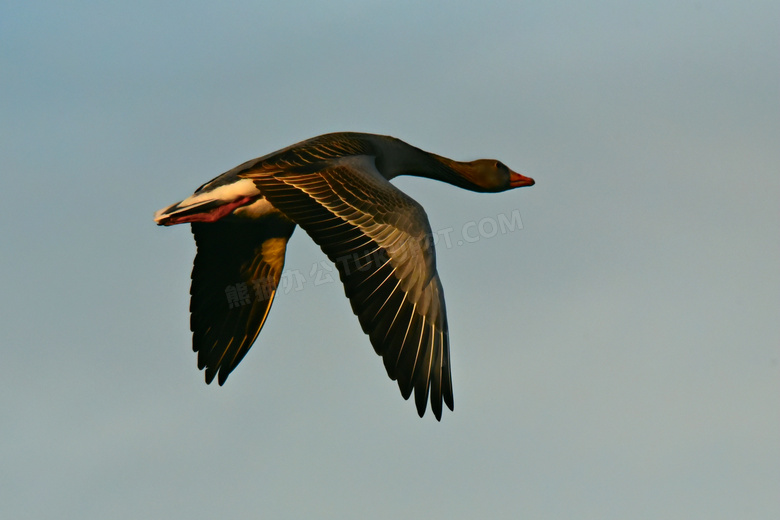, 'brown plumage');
155,132,534,419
